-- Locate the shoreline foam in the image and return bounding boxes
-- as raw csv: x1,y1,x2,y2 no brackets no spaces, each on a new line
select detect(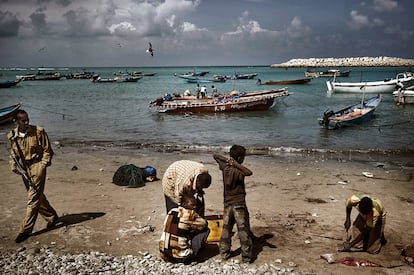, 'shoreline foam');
271,56,414,68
